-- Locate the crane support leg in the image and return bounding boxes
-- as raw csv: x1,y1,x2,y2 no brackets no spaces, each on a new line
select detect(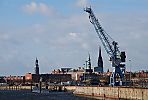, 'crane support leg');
110,66,124,86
